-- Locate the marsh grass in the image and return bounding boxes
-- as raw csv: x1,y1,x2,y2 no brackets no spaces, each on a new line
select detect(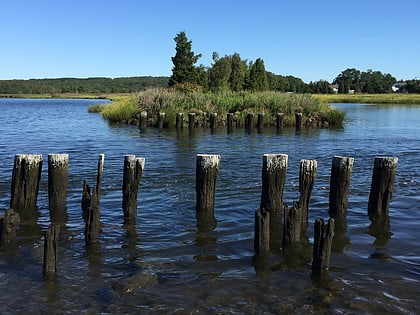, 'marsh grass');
313,93,420,104
91,89,345,126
